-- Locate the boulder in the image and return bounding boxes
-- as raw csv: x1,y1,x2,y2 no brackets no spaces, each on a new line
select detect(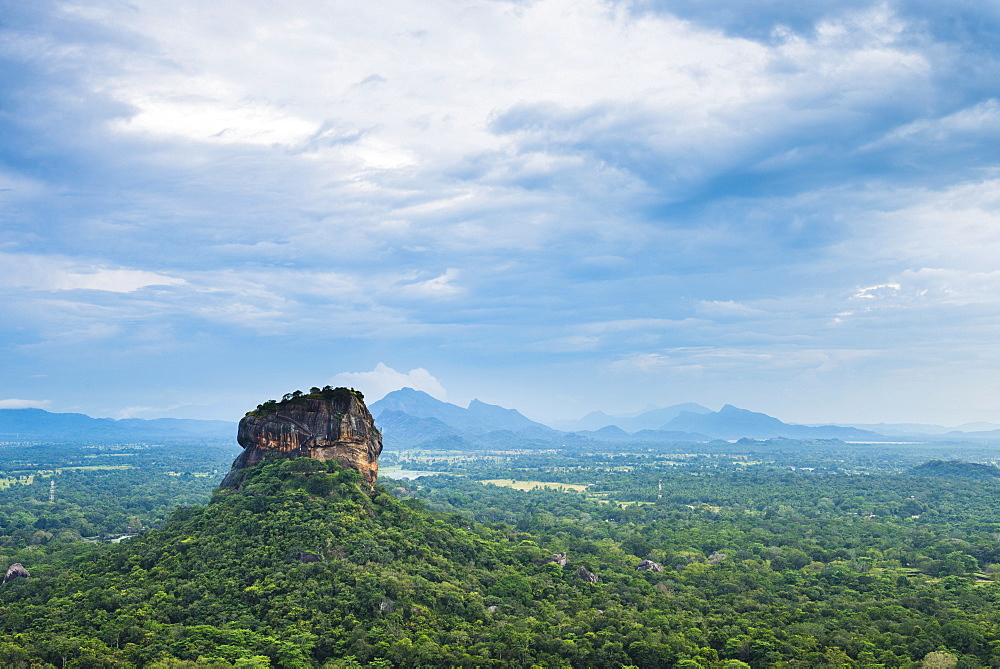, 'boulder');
636,559,664,572
545,552,568,567
3,563,29,584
